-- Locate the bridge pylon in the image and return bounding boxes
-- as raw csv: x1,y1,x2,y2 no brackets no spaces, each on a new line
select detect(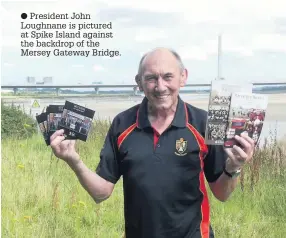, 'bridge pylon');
94,87,99,94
